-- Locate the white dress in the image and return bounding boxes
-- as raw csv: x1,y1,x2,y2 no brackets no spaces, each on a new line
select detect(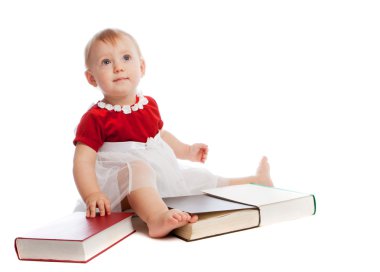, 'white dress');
74,96,225,212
